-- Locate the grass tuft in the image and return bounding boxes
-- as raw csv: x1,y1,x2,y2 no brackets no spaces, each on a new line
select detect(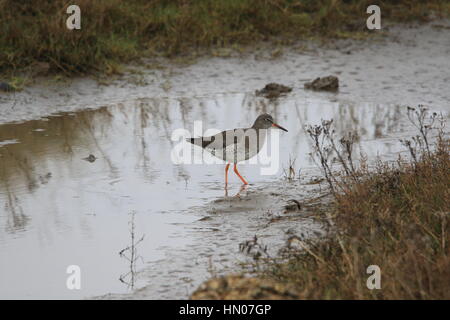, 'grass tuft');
1,0,449,76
